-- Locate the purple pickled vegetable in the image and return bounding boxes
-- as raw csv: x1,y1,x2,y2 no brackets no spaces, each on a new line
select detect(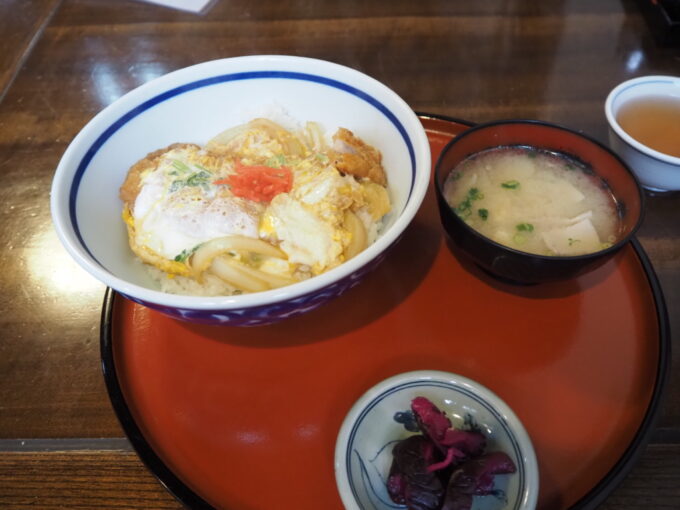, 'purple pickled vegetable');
411,397,486,472
440,491,473,510
388,397,517,510
440,451,517,509
446,451,517,496
441,428,486,457
386,472,407,503
440,452,516,510
411,397,452,445
387,435,444,510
